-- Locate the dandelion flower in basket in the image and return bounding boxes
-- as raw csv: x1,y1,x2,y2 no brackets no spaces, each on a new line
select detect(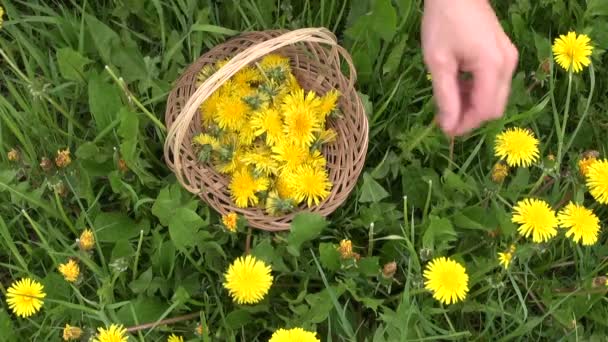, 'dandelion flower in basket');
164,28,368,231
